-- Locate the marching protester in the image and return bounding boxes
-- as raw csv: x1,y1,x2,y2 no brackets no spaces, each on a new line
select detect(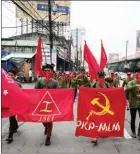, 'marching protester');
109,72,120,88
69,72,78,100
34,64,59,146
77,73,90,88
91,70,109,145
126,72,140,140
114,73,120,87
122,72,133,110
6,70,22,143
58,72,67,88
